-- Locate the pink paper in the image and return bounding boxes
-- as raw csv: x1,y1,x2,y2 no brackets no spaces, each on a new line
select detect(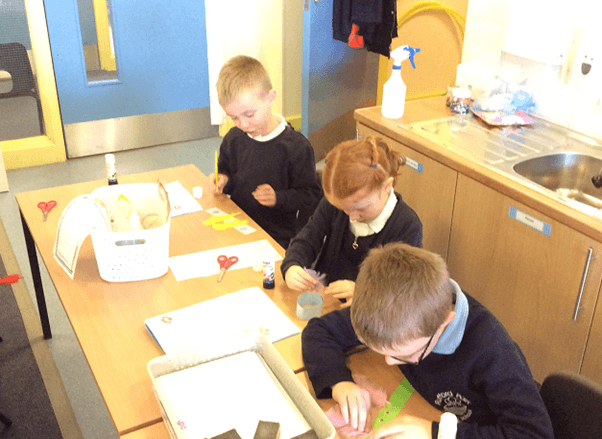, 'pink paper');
325,374,389,437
